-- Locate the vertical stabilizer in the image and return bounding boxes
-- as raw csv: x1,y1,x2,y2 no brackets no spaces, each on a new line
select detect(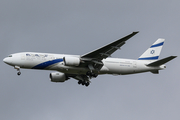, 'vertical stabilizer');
138,38,165,61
